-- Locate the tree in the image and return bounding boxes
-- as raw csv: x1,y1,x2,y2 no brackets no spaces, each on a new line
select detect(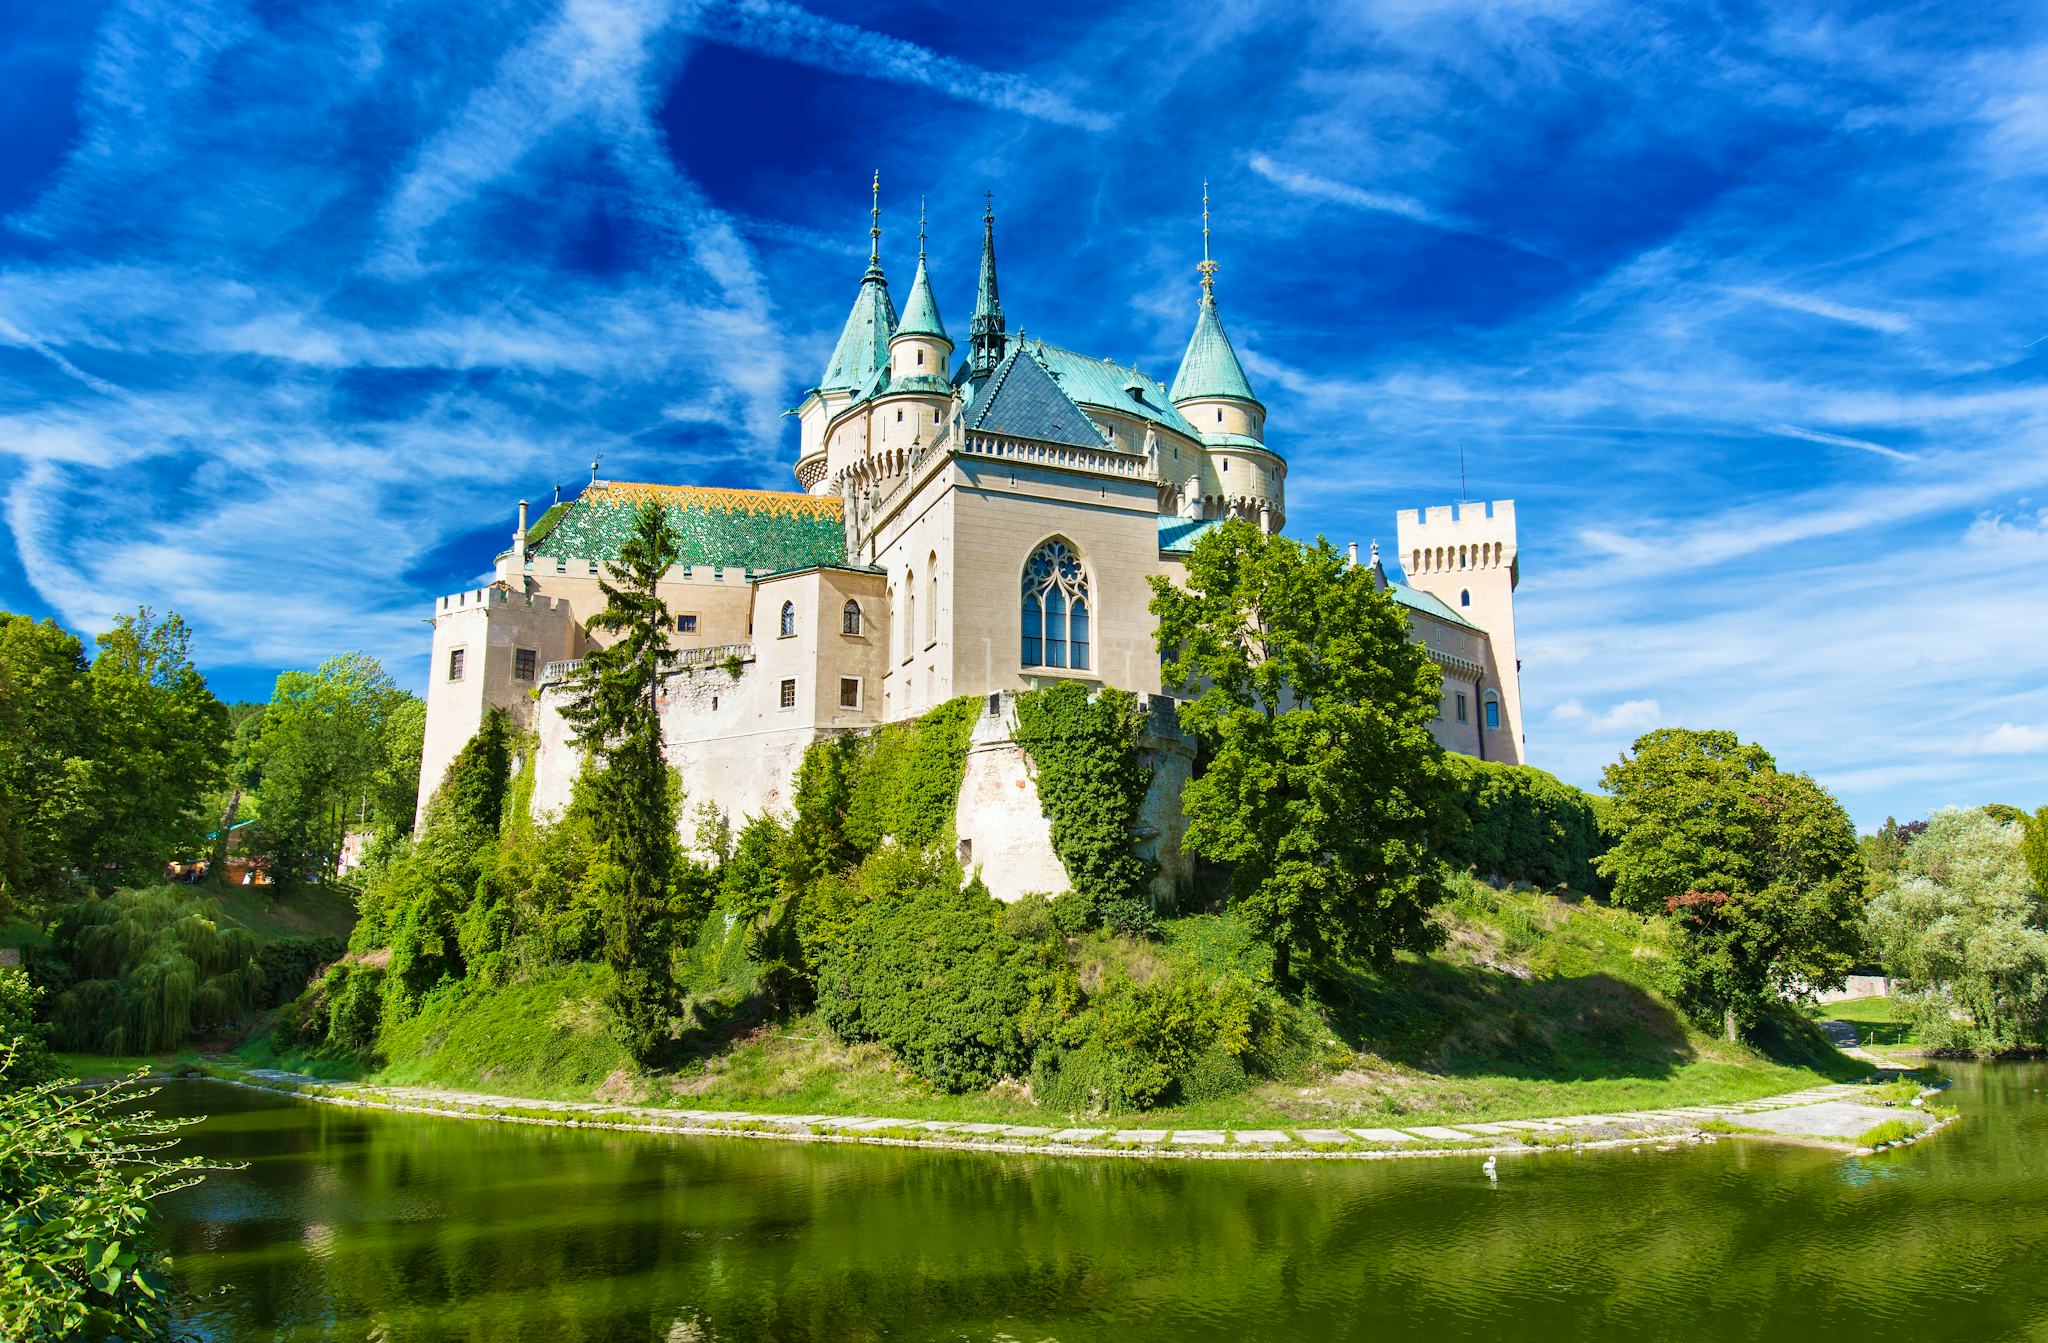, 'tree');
0,615,94,911
1148,519,1457,986
0,1054,222,1342
1597,728,1865,1038
251,653,413,877
84,609,229,883
562,502,688,1063
1865,807,2048,1051
2022,805,2048,901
